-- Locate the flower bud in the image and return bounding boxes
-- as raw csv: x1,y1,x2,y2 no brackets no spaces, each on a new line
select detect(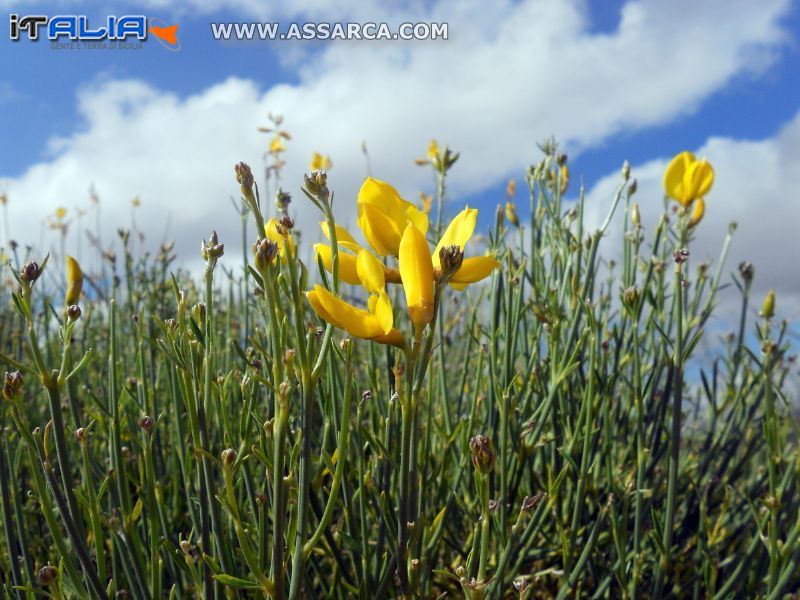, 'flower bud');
66,304,82,322
469,435,495,475
738,261,754,284
621,160,631,181
505,201,520,227
304,170,329,201
37,565,58,586
221,448,237,465
438,245,464,280
760,289,775,320
19,260,41,284
2,371,23,402
253,238,279,272
64,255,84,305
138,415,154,434
630,202,640,228
235,162,255,202
201,231,225,261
